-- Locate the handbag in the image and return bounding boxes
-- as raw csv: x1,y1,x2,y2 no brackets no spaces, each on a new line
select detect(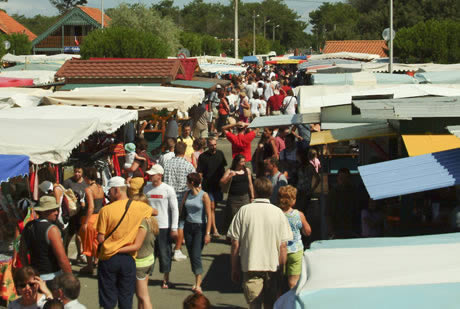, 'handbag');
97,199,133,255
280,97,294,114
